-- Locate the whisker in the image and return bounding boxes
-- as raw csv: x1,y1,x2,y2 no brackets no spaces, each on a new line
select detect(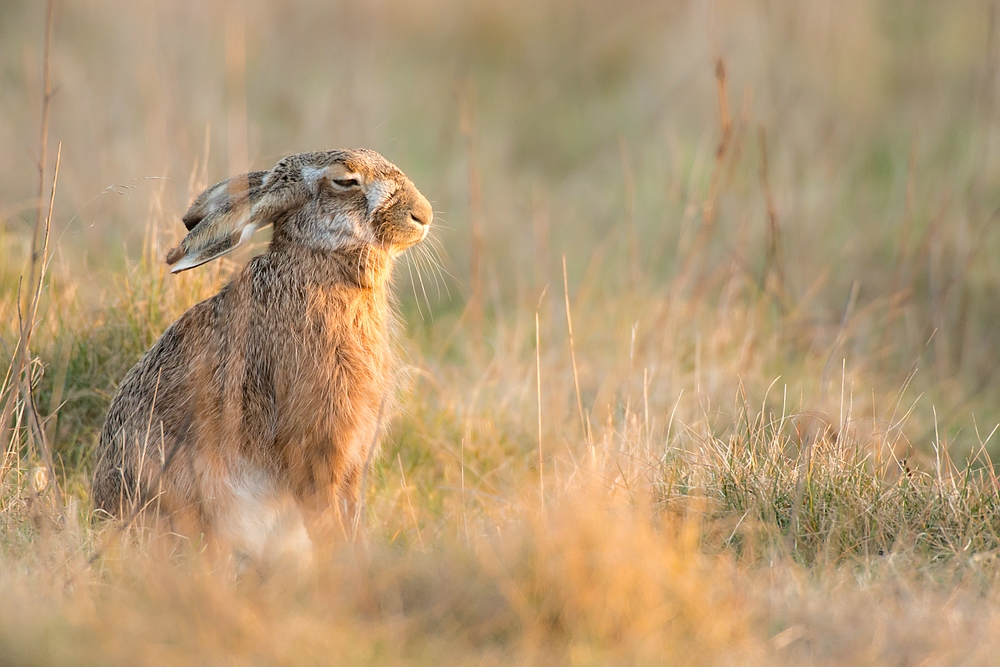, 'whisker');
426,246,446,299
412,249,433,316
404,253,425,320
415,245,442,299
425,239,456,298
415,248,441,314
427,246,450,299
428,217,455,232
